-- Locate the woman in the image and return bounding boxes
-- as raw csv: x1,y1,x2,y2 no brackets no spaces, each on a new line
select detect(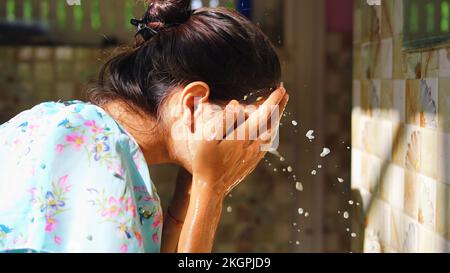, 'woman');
0,0,288,253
